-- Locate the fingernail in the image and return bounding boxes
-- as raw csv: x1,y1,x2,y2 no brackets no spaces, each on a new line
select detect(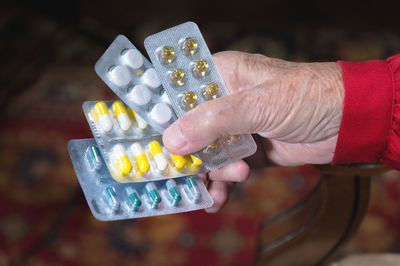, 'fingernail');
163,123,187,151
